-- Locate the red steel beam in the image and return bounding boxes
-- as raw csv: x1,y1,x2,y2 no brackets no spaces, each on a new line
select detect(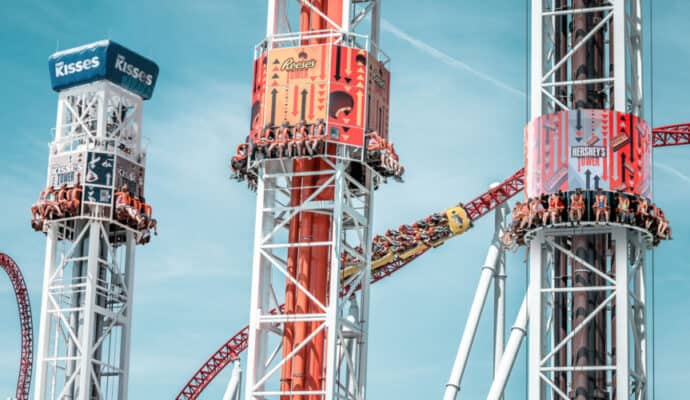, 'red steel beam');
653,123,690,148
